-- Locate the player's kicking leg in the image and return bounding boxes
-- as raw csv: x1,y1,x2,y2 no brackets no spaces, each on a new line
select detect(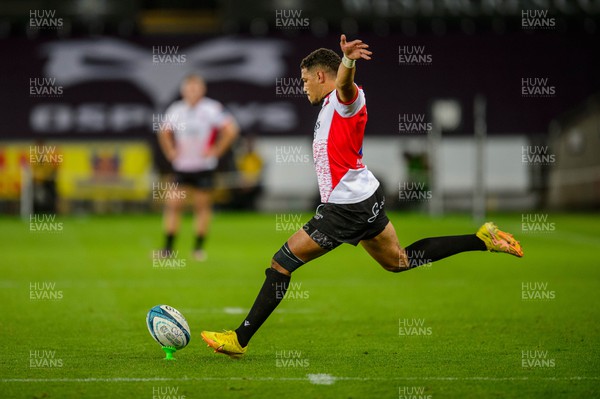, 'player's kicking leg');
361,221,523,272
201,227,329,358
